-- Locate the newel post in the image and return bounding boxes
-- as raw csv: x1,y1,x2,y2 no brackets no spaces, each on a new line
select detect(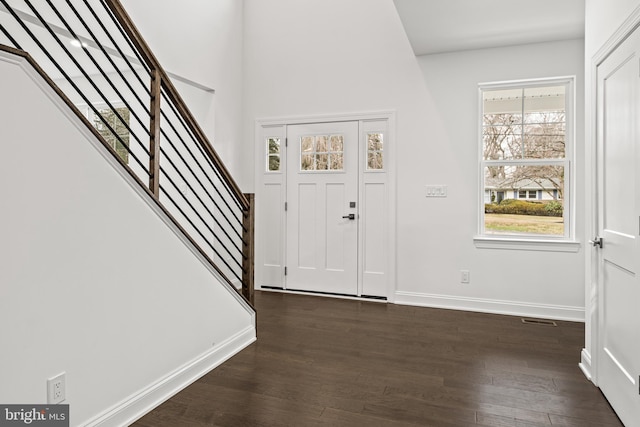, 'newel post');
149,68,162,197
242,193,255,305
